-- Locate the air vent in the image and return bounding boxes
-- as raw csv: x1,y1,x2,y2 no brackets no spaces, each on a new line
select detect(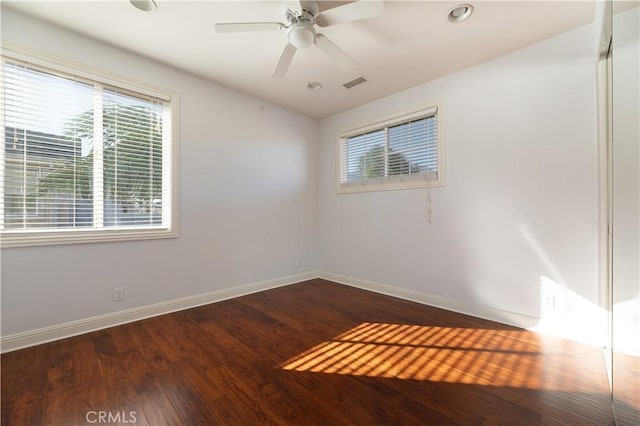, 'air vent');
342,76,367,89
